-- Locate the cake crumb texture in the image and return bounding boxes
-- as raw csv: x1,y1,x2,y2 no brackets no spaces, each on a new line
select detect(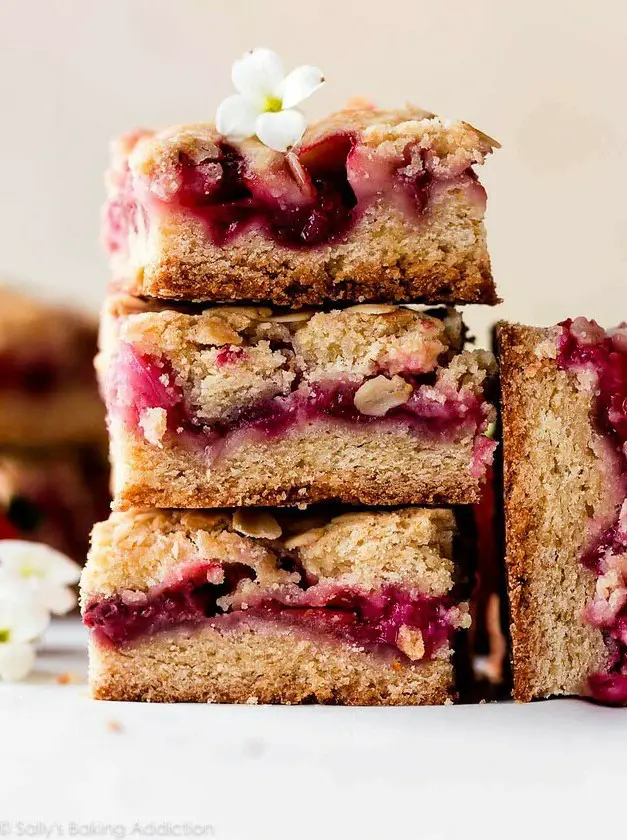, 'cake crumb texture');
89,625,454,705
497,323,610,701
